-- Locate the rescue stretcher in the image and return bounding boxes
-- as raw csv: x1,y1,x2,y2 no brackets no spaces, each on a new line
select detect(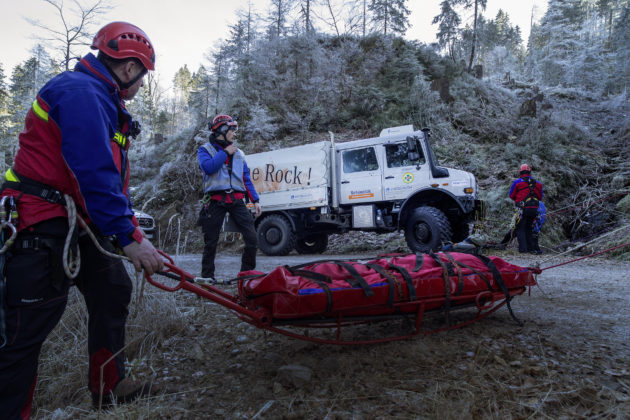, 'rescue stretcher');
147,251,538,345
